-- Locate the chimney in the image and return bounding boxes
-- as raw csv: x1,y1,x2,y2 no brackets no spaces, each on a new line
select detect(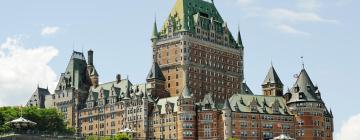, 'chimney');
88,49,93,65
